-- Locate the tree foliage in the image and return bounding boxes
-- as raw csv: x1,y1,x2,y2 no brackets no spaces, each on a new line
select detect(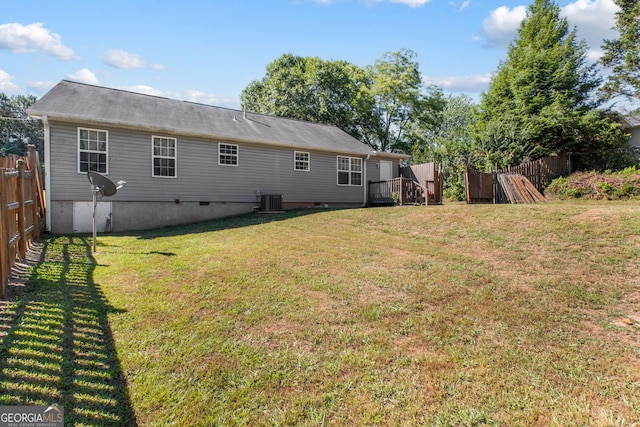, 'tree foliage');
241,54,367,142
241,49,444,153
412,94,475,201
473,0,627,170
599,0,640,101
0,93,43,157
361,49,434,153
